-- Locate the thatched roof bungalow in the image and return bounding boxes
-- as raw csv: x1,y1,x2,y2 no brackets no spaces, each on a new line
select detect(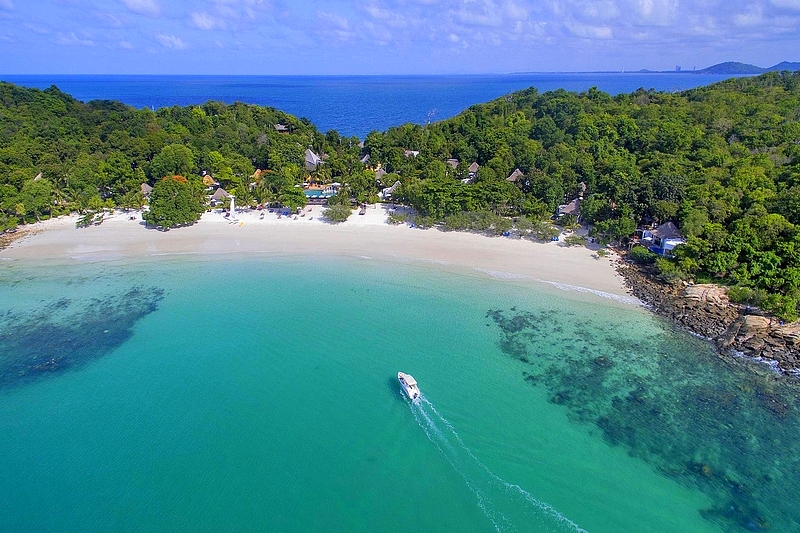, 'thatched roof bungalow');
557,198,581,220
506,168,524,182
210,187,231,206
380,180,402,200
